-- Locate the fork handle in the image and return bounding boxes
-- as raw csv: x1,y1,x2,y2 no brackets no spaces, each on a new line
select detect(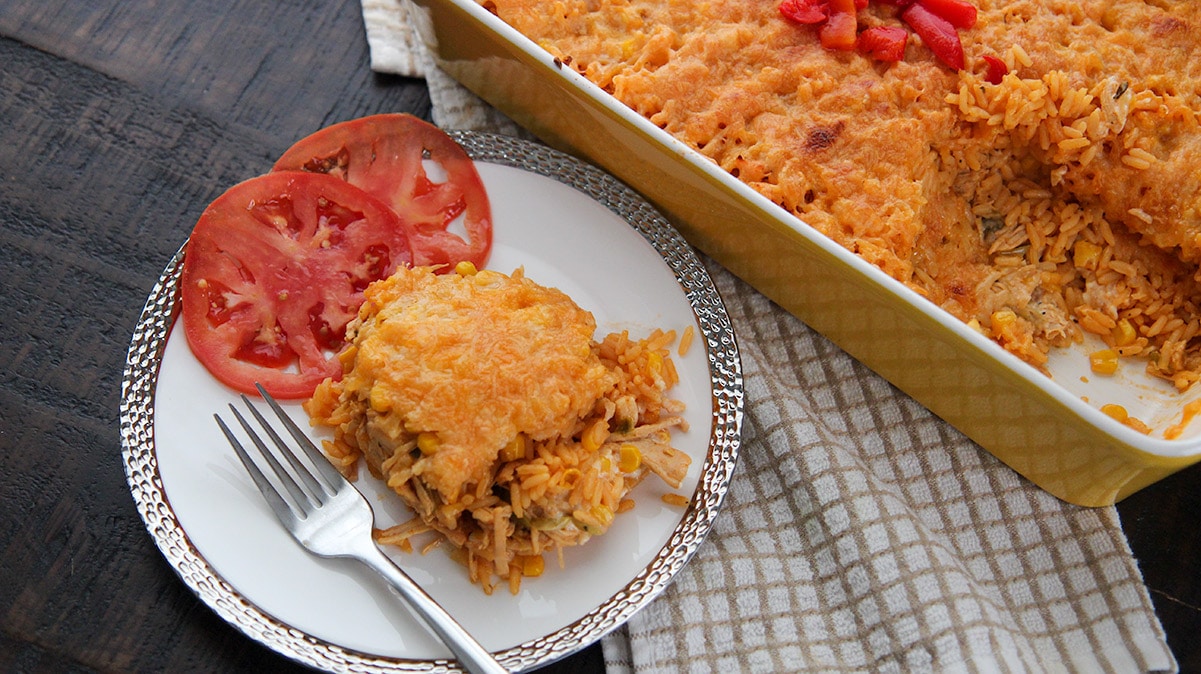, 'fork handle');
355,542,508,674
